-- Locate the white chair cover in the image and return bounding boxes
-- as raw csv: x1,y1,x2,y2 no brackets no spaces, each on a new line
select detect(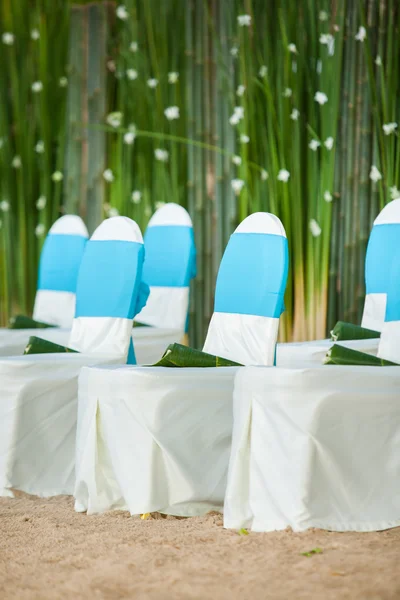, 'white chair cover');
224,365,400,532
0,217,145,497
277,199,400,367
74,212,289,516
